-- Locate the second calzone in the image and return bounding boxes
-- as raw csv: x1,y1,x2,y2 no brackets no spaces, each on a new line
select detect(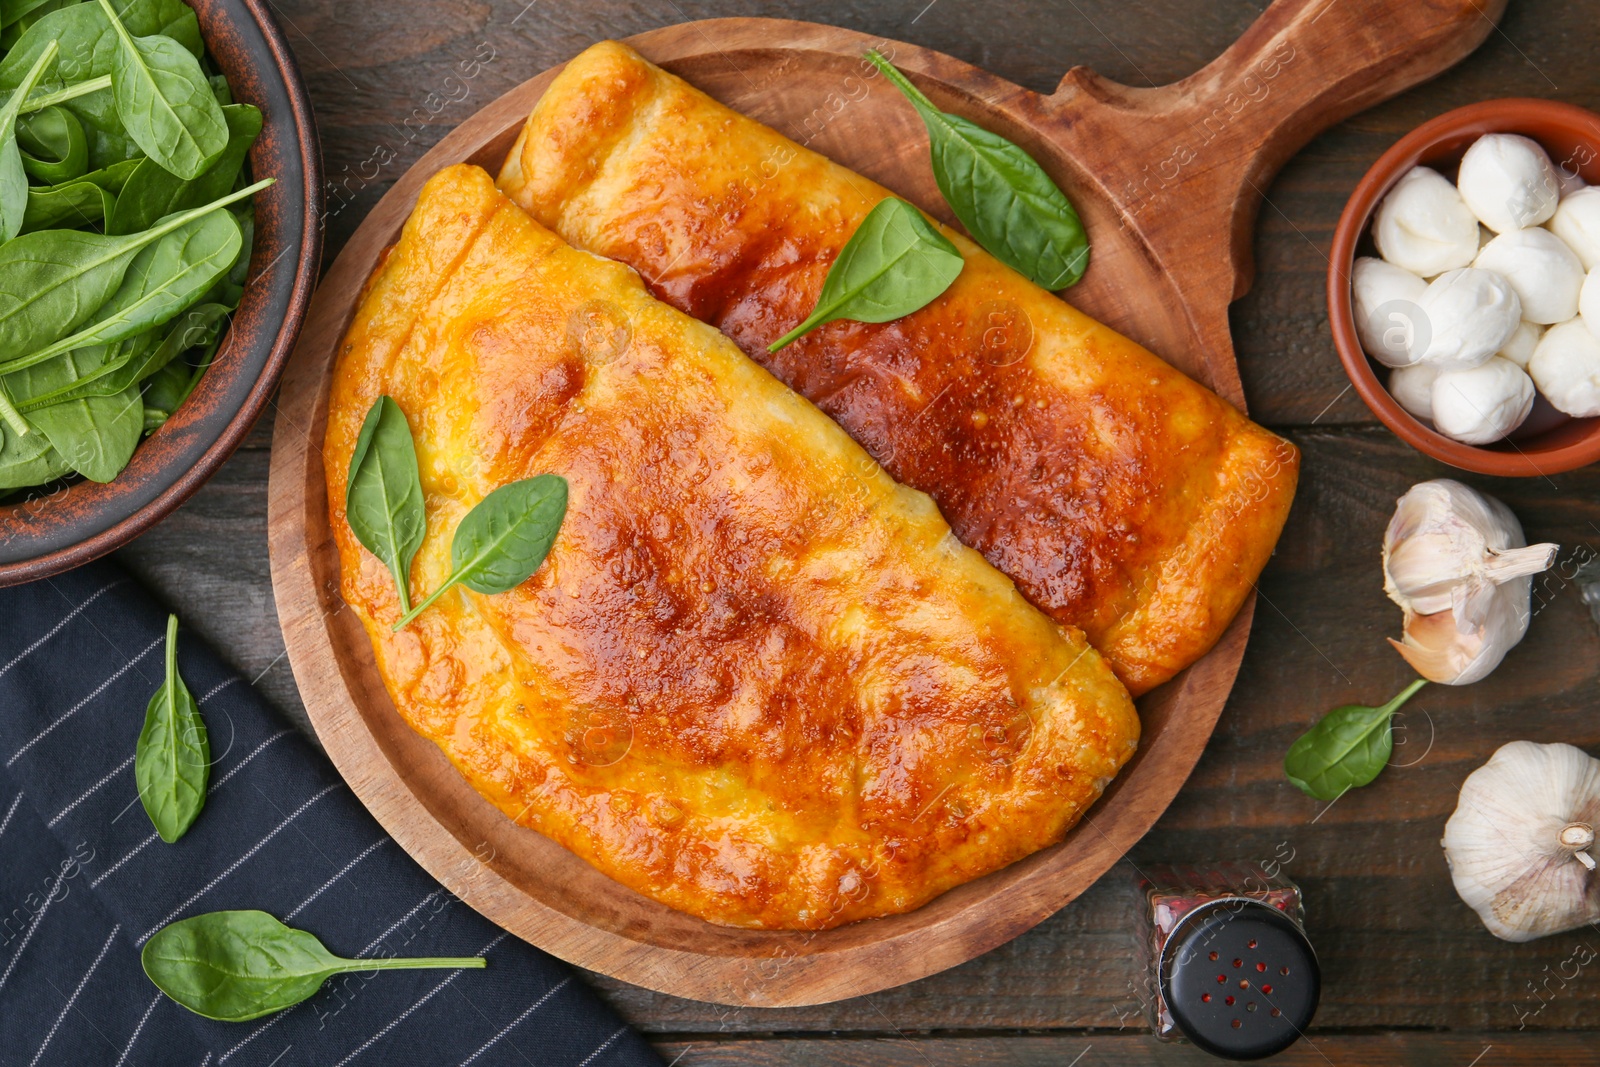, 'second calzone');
498,41,1299,695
